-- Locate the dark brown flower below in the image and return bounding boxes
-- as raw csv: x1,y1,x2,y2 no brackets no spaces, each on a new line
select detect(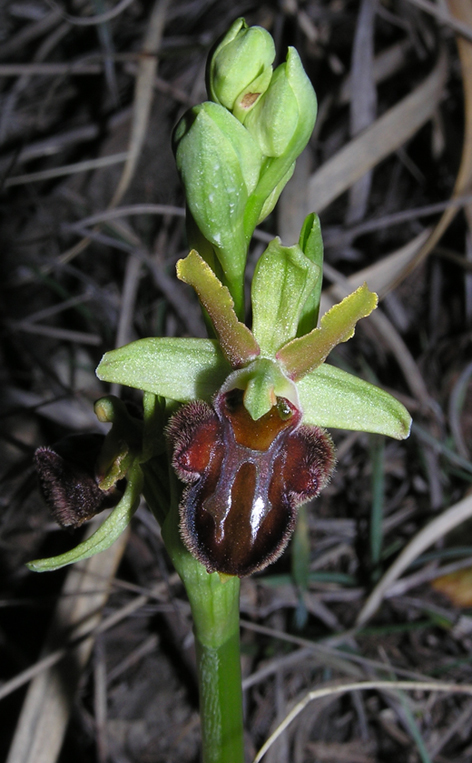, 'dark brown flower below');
35,434,122,529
